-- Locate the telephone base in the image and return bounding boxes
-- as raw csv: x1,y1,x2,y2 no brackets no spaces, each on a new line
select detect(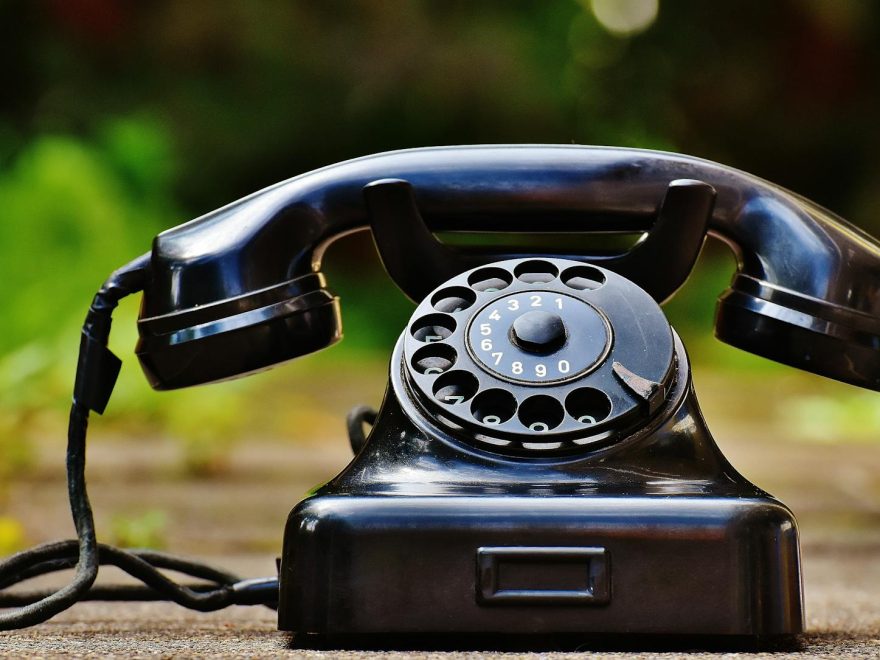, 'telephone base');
278,493,803,641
